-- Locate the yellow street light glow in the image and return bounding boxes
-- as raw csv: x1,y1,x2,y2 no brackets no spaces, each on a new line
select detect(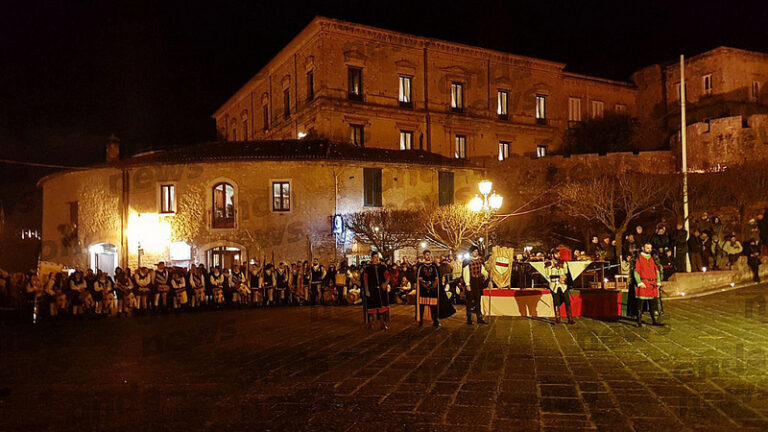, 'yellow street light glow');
469,195,484,213
478,180,493,196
